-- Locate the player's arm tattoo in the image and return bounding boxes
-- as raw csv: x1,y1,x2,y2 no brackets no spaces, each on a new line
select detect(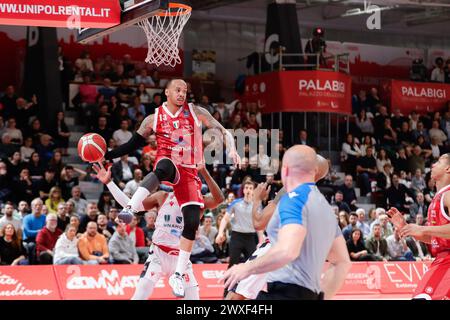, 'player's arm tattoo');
137,114,154,138
193,105,236,152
